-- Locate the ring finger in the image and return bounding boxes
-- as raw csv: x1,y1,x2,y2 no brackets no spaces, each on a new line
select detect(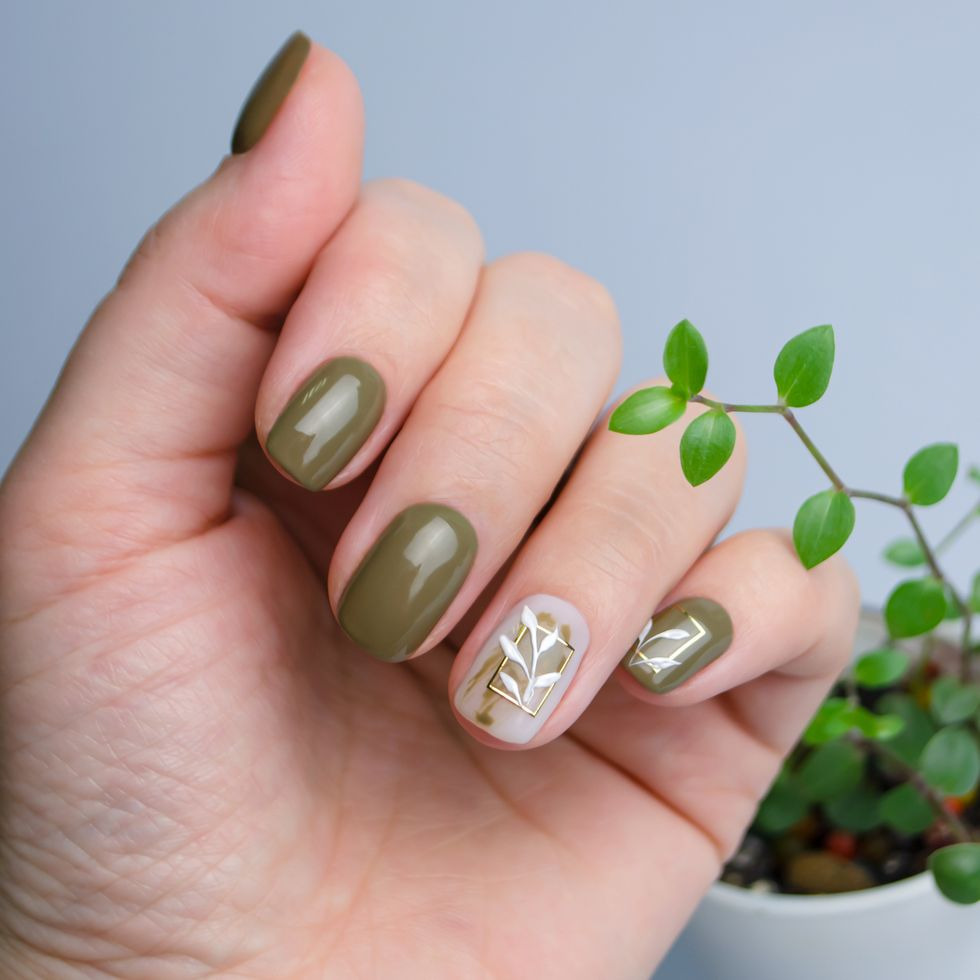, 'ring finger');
449,392,747,746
